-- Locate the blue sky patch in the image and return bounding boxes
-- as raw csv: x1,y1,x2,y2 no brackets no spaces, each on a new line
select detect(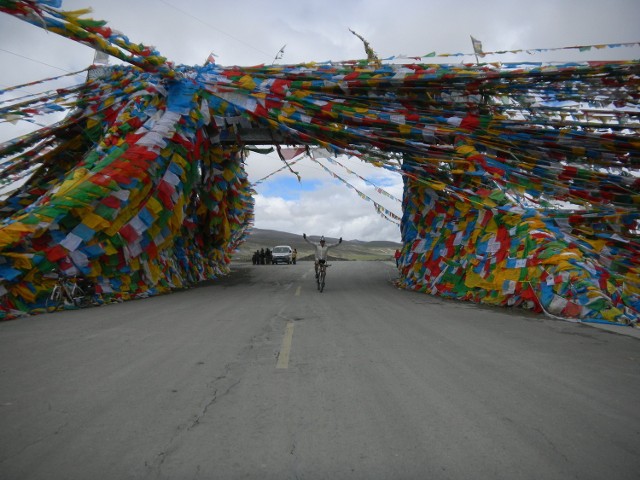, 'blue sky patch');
255,176,324,200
